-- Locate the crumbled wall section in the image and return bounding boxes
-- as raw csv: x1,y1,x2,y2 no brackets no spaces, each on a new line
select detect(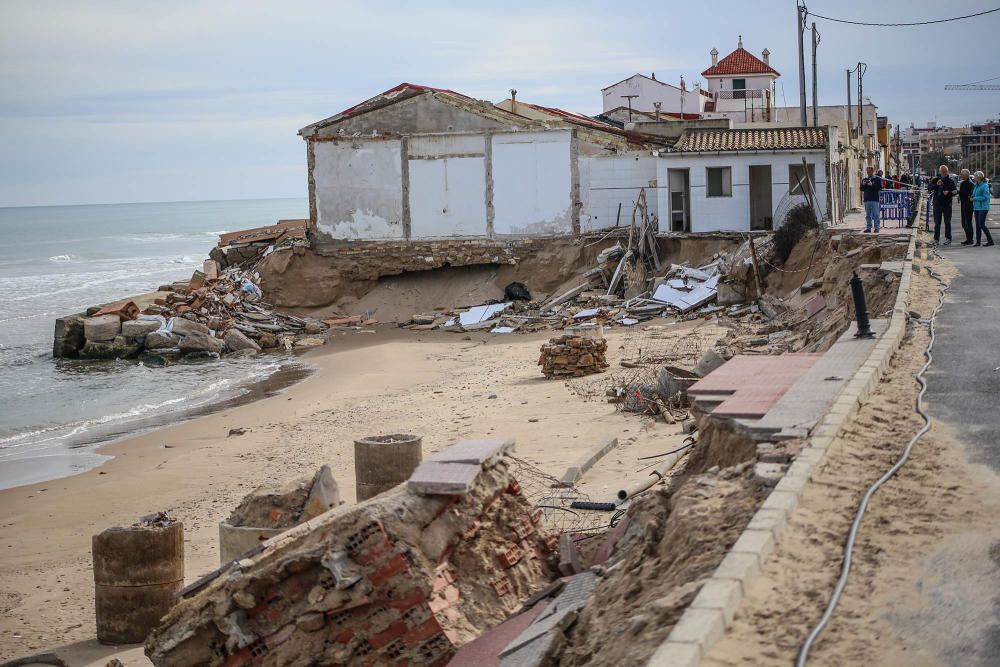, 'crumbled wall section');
145,451,555,667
